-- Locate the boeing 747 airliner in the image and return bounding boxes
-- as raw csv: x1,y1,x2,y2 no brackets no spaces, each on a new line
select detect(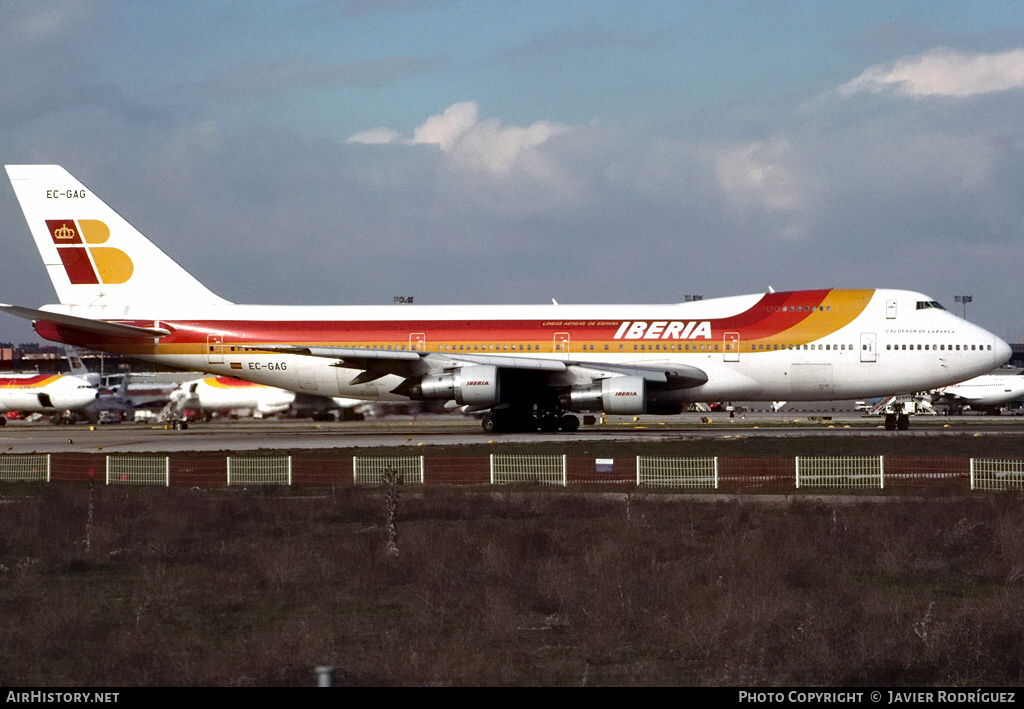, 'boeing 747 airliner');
2,165,1011,432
